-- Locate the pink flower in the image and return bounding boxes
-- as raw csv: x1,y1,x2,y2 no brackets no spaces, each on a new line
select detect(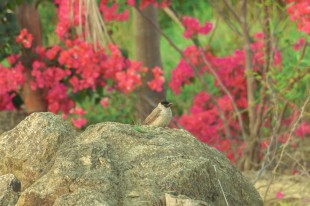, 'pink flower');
7,54,19,65
62,113,67,119
295,122,310,138
276,192,284,199
71,117,87,129
69,107,86,115
46,45,62,60
182,16,212,38
147,66,165,92
100,97,109,108
100,2,129,22
293,37,306,51
127,0,135,6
